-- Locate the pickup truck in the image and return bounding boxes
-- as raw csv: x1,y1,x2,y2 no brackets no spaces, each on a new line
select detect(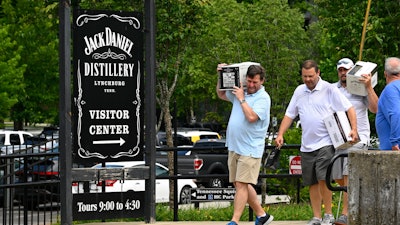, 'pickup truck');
156,139,229,188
